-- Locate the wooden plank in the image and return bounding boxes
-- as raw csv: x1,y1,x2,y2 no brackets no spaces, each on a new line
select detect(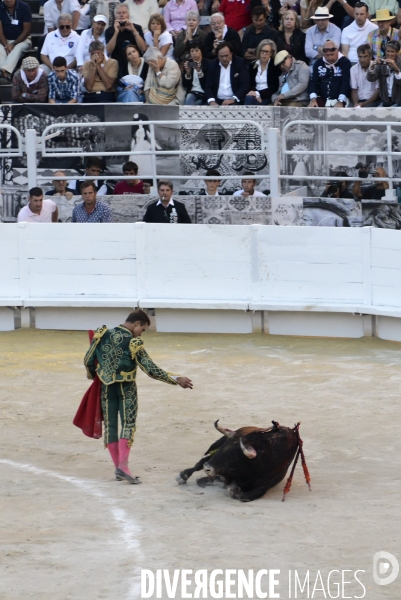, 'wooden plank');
28,274,137,297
